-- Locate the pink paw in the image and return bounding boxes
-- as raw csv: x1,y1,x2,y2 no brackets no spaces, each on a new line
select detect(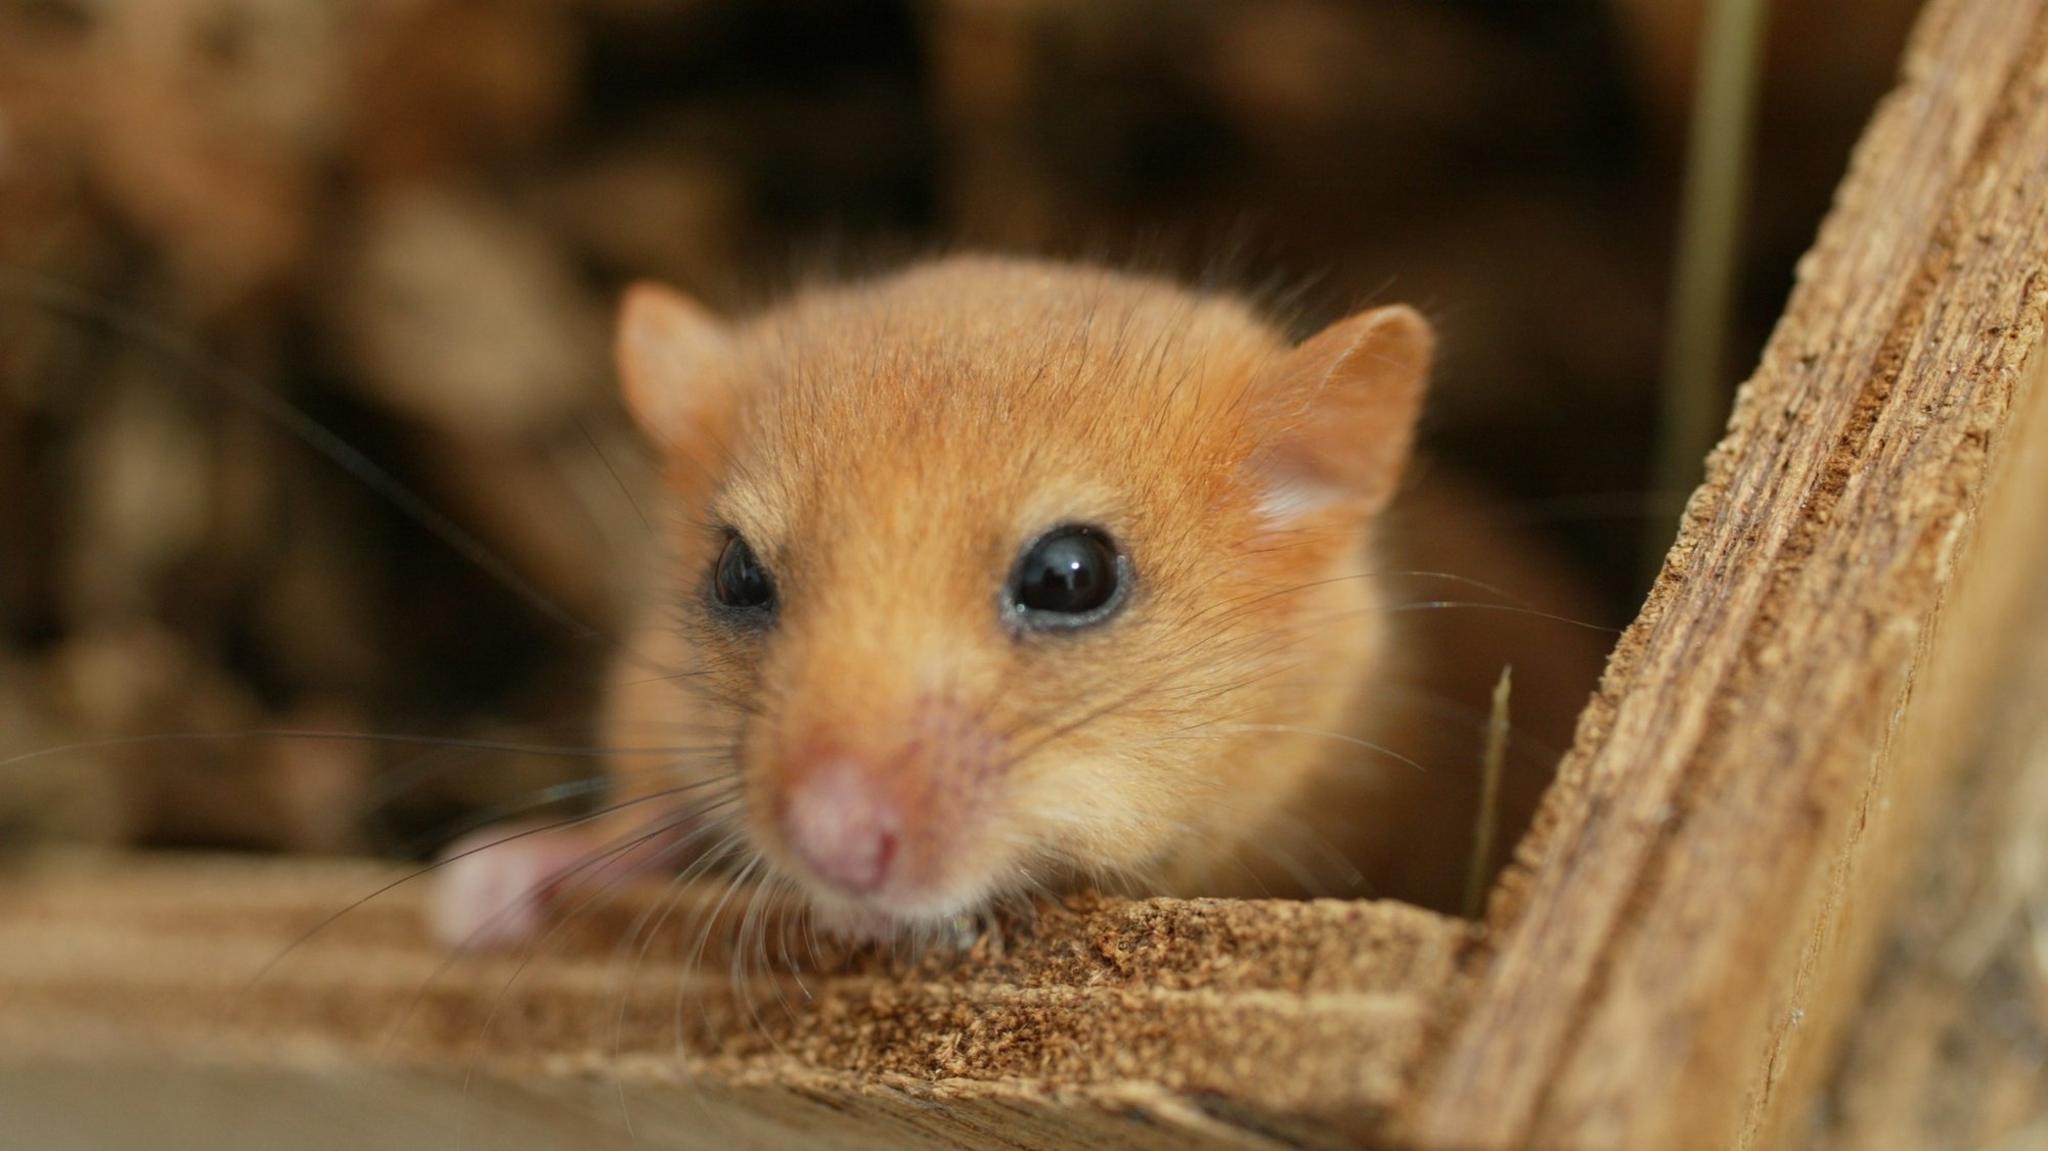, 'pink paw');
426,823,598,950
